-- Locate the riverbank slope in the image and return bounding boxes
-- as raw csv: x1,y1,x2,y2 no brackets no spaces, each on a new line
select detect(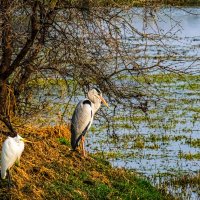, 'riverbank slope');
0,125,173,199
